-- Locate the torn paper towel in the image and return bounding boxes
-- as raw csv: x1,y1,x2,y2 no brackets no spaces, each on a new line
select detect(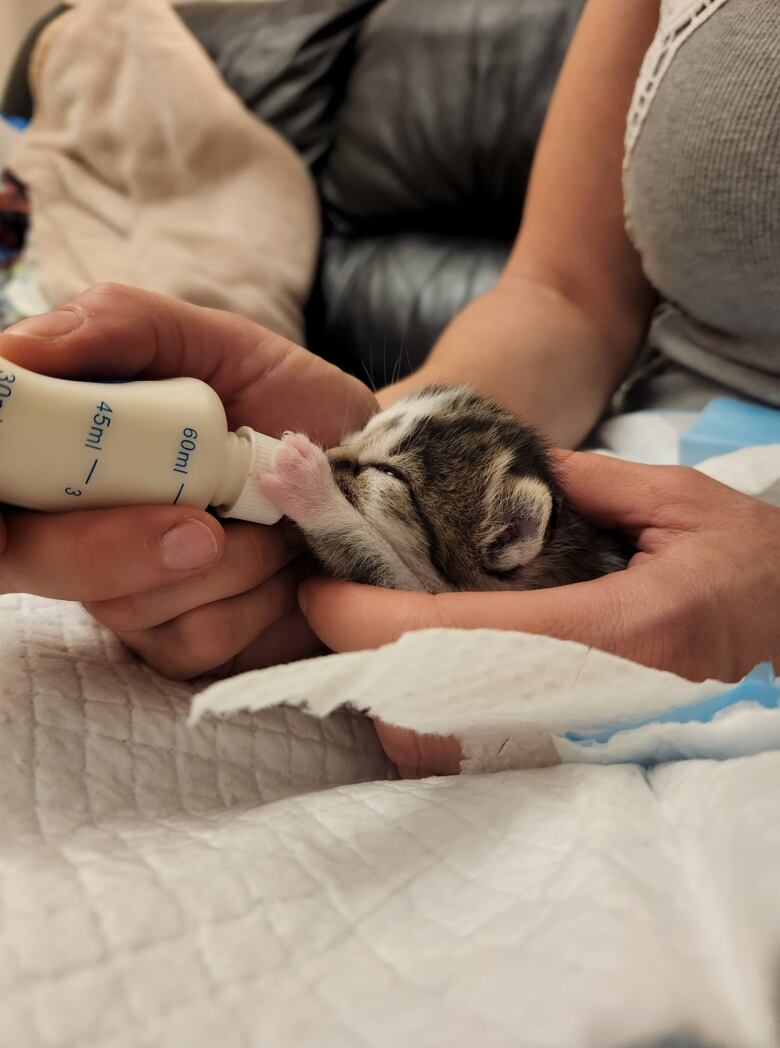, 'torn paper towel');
191,630,735,773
